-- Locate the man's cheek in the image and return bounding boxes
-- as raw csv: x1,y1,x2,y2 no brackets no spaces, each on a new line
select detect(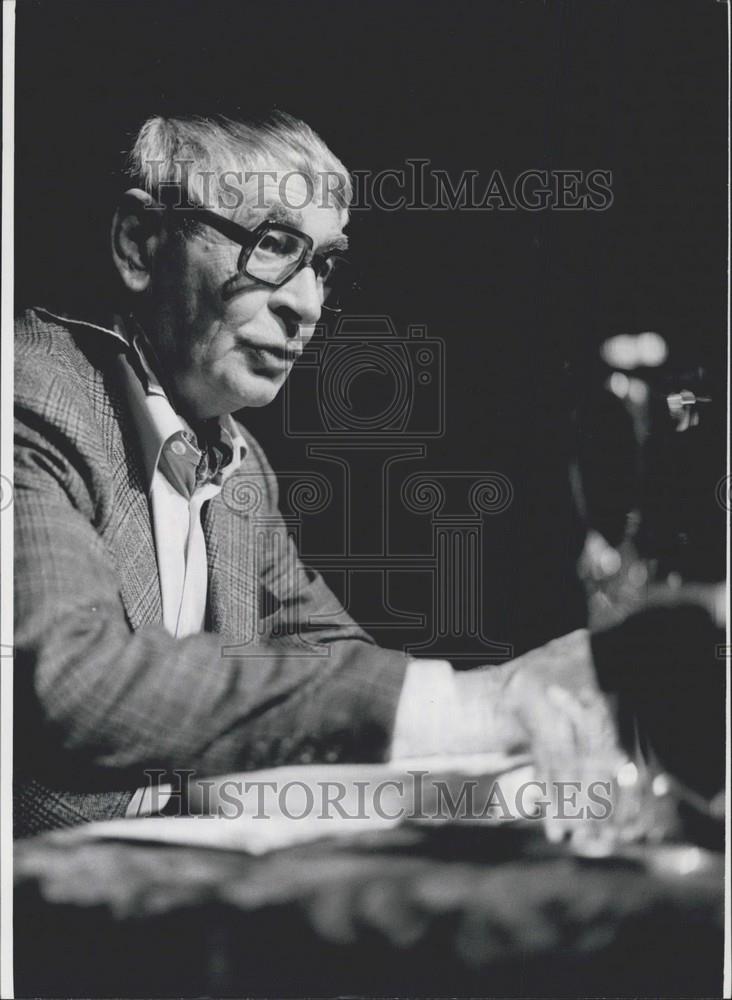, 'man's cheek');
202,324,243,368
